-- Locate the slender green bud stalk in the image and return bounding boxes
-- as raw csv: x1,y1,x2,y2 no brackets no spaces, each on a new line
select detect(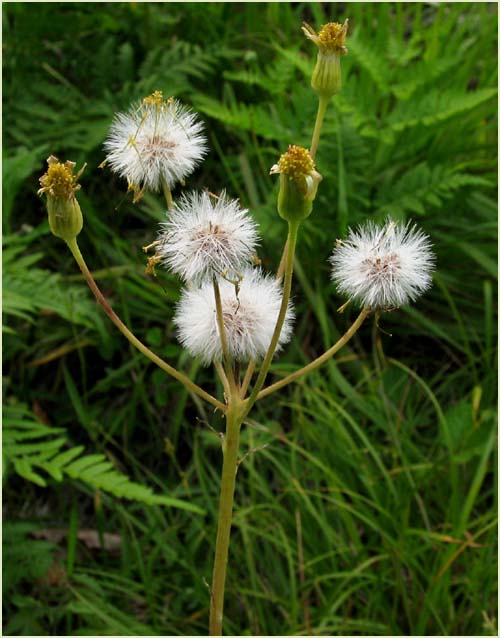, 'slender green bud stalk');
256,308,371,400
243,219,300,417
65,238,224,412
